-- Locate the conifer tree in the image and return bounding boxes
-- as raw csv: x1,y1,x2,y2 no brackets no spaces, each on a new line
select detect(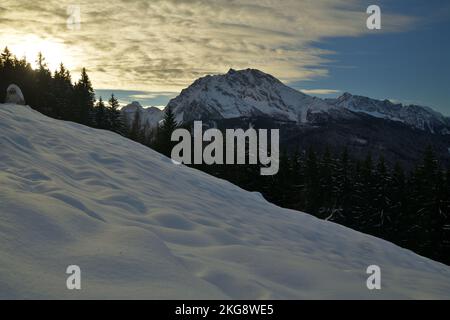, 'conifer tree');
94,97,108,129
34,52,54,115
107,94,125,134
305,147,320,215
53,63,74,119
74,68,95,125
158,106,178,157
319,148,335,218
